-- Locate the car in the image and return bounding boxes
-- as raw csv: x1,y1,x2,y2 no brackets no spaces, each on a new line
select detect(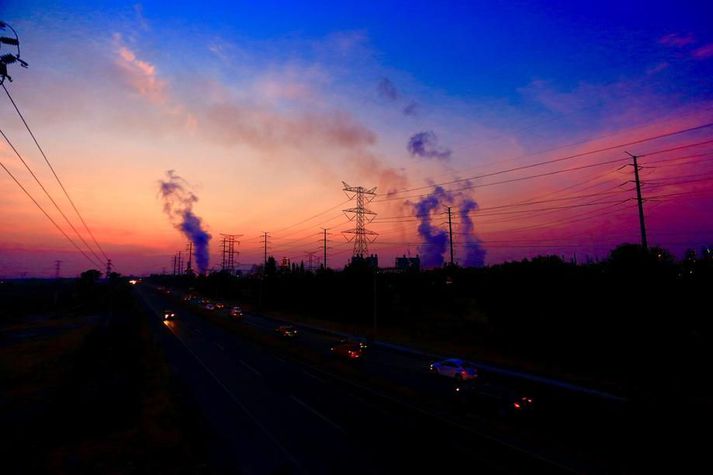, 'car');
230,306,243,318
275,325,298,337
337,338,368,350
215,302,225,310
330,341,364,360
429,358,478,381
453,380,535,416
205,303,215,311
163,309,176,320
